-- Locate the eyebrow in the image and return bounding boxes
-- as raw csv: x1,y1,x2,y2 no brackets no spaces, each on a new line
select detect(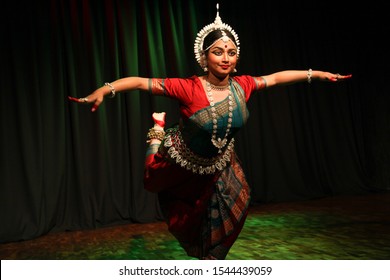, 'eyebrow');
210,46,237,51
